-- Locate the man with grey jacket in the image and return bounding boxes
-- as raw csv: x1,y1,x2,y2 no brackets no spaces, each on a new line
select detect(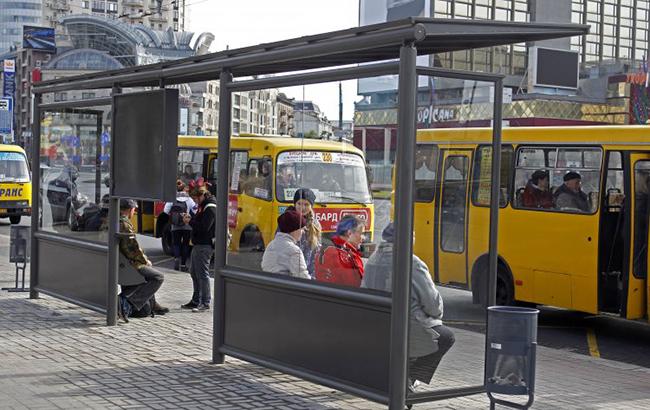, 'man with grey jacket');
261,209,311,280
362,223,455,389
